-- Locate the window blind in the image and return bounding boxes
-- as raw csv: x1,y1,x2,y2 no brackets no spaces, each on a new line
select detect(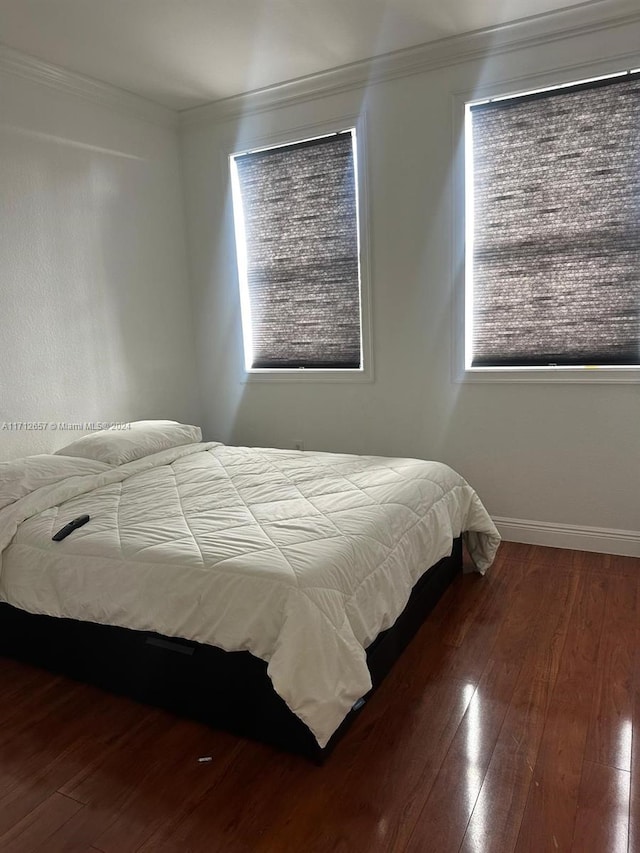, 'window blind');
233,132,362,369
469,72,640,367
